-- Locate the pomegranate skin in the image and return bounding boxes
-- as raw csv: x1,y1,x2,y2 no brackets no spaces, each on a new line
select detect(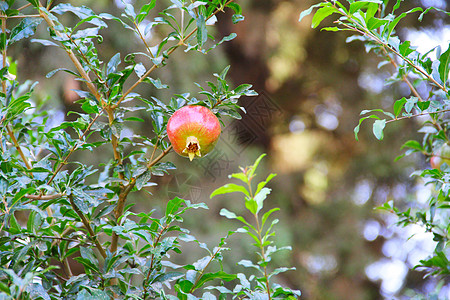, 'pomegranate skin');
431,143,450,169
167,105,221,160
430,155,442,169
